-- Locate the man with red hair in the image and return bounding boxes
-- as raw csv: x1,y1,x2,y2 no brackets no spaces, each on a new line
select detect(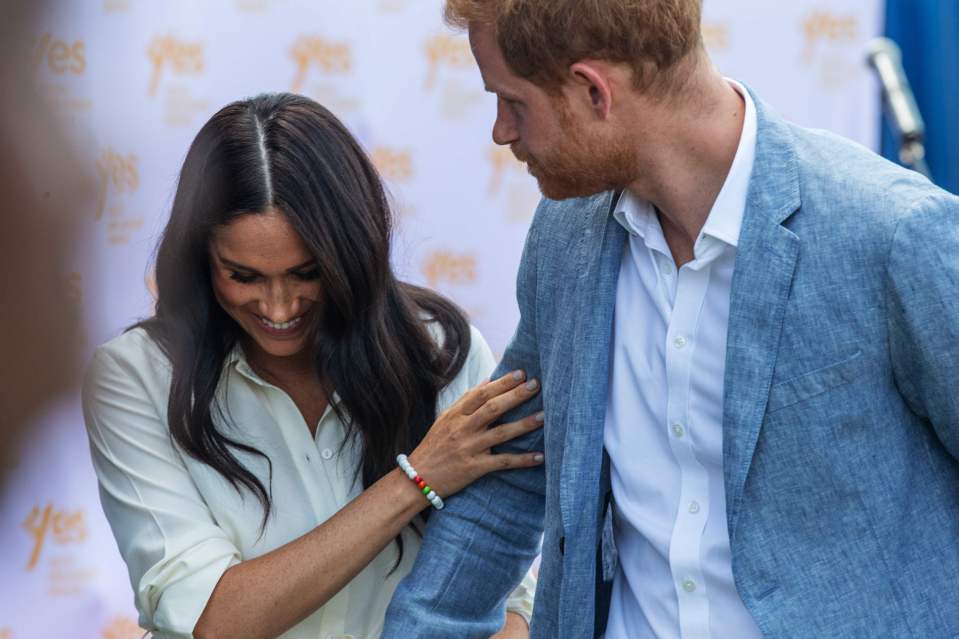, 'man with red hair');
384,1,959,637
